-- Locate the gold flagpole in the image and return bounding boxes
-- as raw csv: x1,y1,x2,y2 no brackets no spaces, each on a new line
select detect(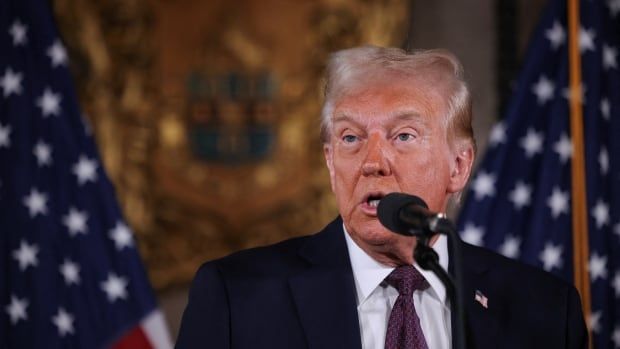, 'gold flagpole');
567,0,592,345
